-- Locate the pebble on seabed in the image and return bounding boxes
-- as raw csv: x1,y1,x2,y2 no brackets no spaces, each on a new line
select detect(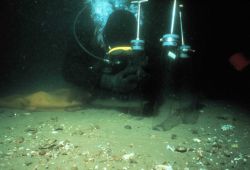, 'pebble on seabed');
175,146,187,153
